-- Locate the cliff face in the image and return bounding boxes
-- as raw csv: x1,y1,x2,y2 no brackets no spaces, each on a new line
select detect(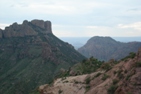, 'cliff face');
40,47,141,94
1,19,52,38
